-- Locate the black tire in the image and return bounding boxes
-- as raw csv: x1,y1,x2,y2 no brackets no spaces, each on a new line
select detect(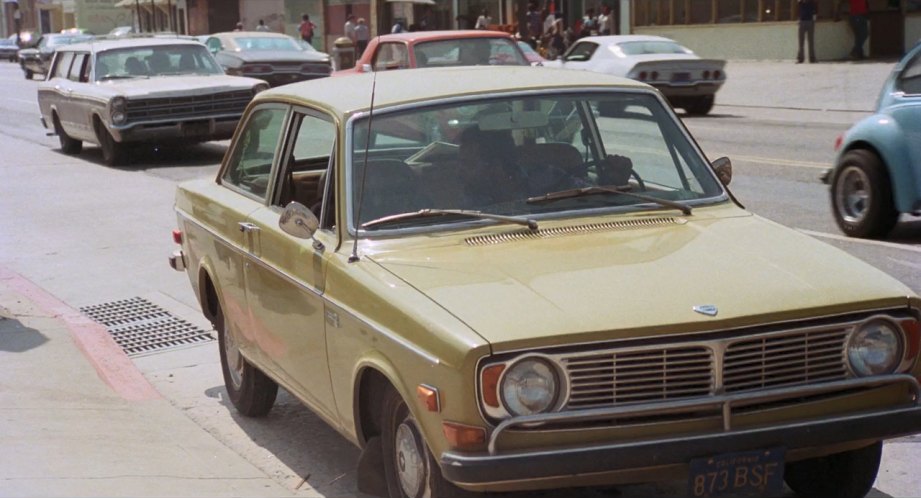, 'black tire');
831,149,898,239
214,305,278,417
95,120,128,166
380,387,470,498
684,95,714,116
53,114,82,155
24,69,33,80
784,441,882,498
